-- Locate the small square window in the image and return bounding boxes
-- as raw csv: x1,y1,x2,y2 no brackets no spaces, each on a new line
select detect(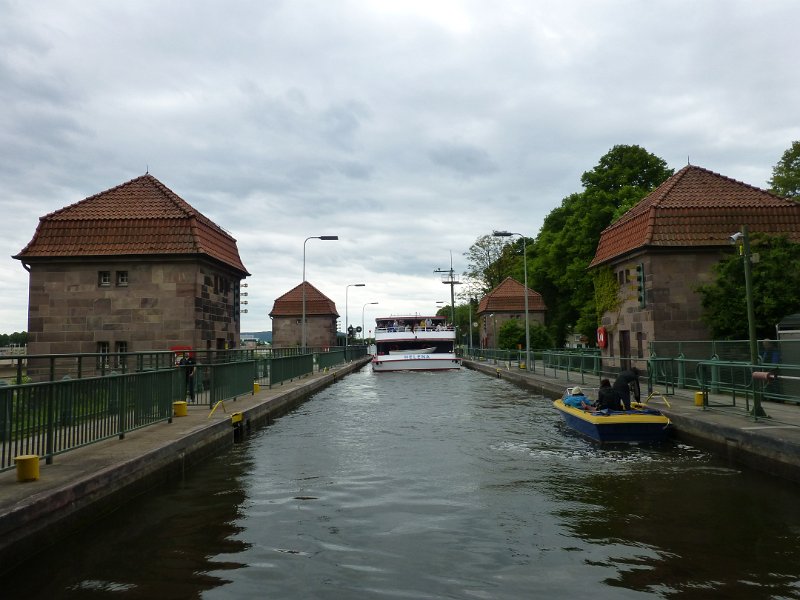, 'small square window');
116,271,128,286
98,271,111,287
